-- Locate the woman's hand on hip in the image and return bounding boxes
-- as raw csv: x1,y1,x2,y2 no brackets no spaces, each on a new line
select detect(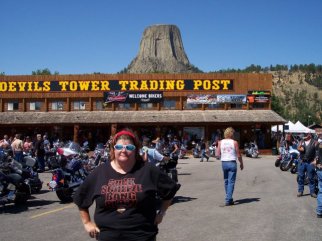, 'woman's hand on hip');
84,221,100,239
